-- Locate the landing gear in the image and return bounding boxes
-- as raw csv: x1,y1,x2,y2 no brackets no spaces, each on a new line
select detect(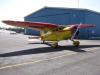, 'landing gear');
73,41,80,47
42,41,59,48
42,40,45,44
51,42,58,48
